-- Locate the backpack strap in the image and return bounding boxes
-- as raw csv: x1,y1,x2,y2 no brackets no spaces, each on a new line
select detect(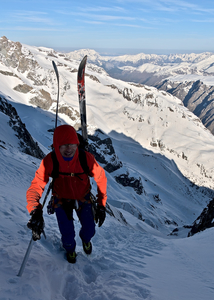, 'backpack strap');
78,148,90,175
51,150,59,178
